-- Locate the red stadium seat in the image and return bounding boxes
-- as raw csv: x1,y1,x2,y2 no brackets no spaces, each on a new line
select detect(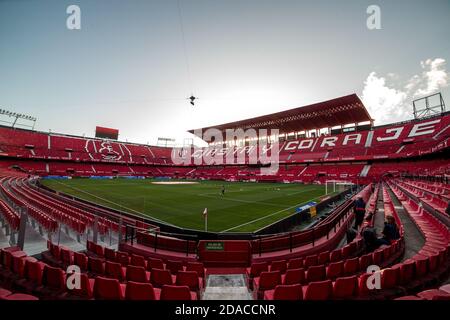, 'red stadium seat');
306,265,326,282
104,248,116,262
88,257,105,275
333,276,358,299
303,280,333,300
15,260,45,293
116,251,130,266
73,252,88,271
176,271,202,291
359,254,372,272
270,260,287,273
150,268,174,288
186,262,205,278
264,284,303,300
282,268,305,285
394,295,424,300
287,258,303,270
125,281,158,300
439,284,450,294
329,249,341,262
246,262,268,279
304,255,318,268
343,257,359,275
93,276,126,300
326,261,344,280
381,268,398,289
105,261,126,281
2,293,39,300
147,258,164,271
36,265,66,296
253,271,281,299
398,260,415,286
417,289,450,300
126,265,150,283
160,285,196,300
166,260,184,275
130,254,147,268
317,252,330,265
65,273,94,299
